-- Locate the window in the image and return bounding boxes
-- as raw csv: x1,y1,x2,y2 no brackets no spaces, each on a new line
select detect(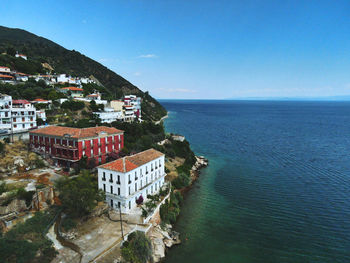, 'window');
135,171,137,180
117,175,120,184
102,172,106,181
13,118,16,122
30,123,33,127
135,183,137,192
110,185,113,194
22,117,25,122
13,124,17,128
22,124,25,128
129,201,131,209
103,184,106,192
110,199,113,207
118,188,120,195
128,174,131,184
109,173,113,183
129,186,131,195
